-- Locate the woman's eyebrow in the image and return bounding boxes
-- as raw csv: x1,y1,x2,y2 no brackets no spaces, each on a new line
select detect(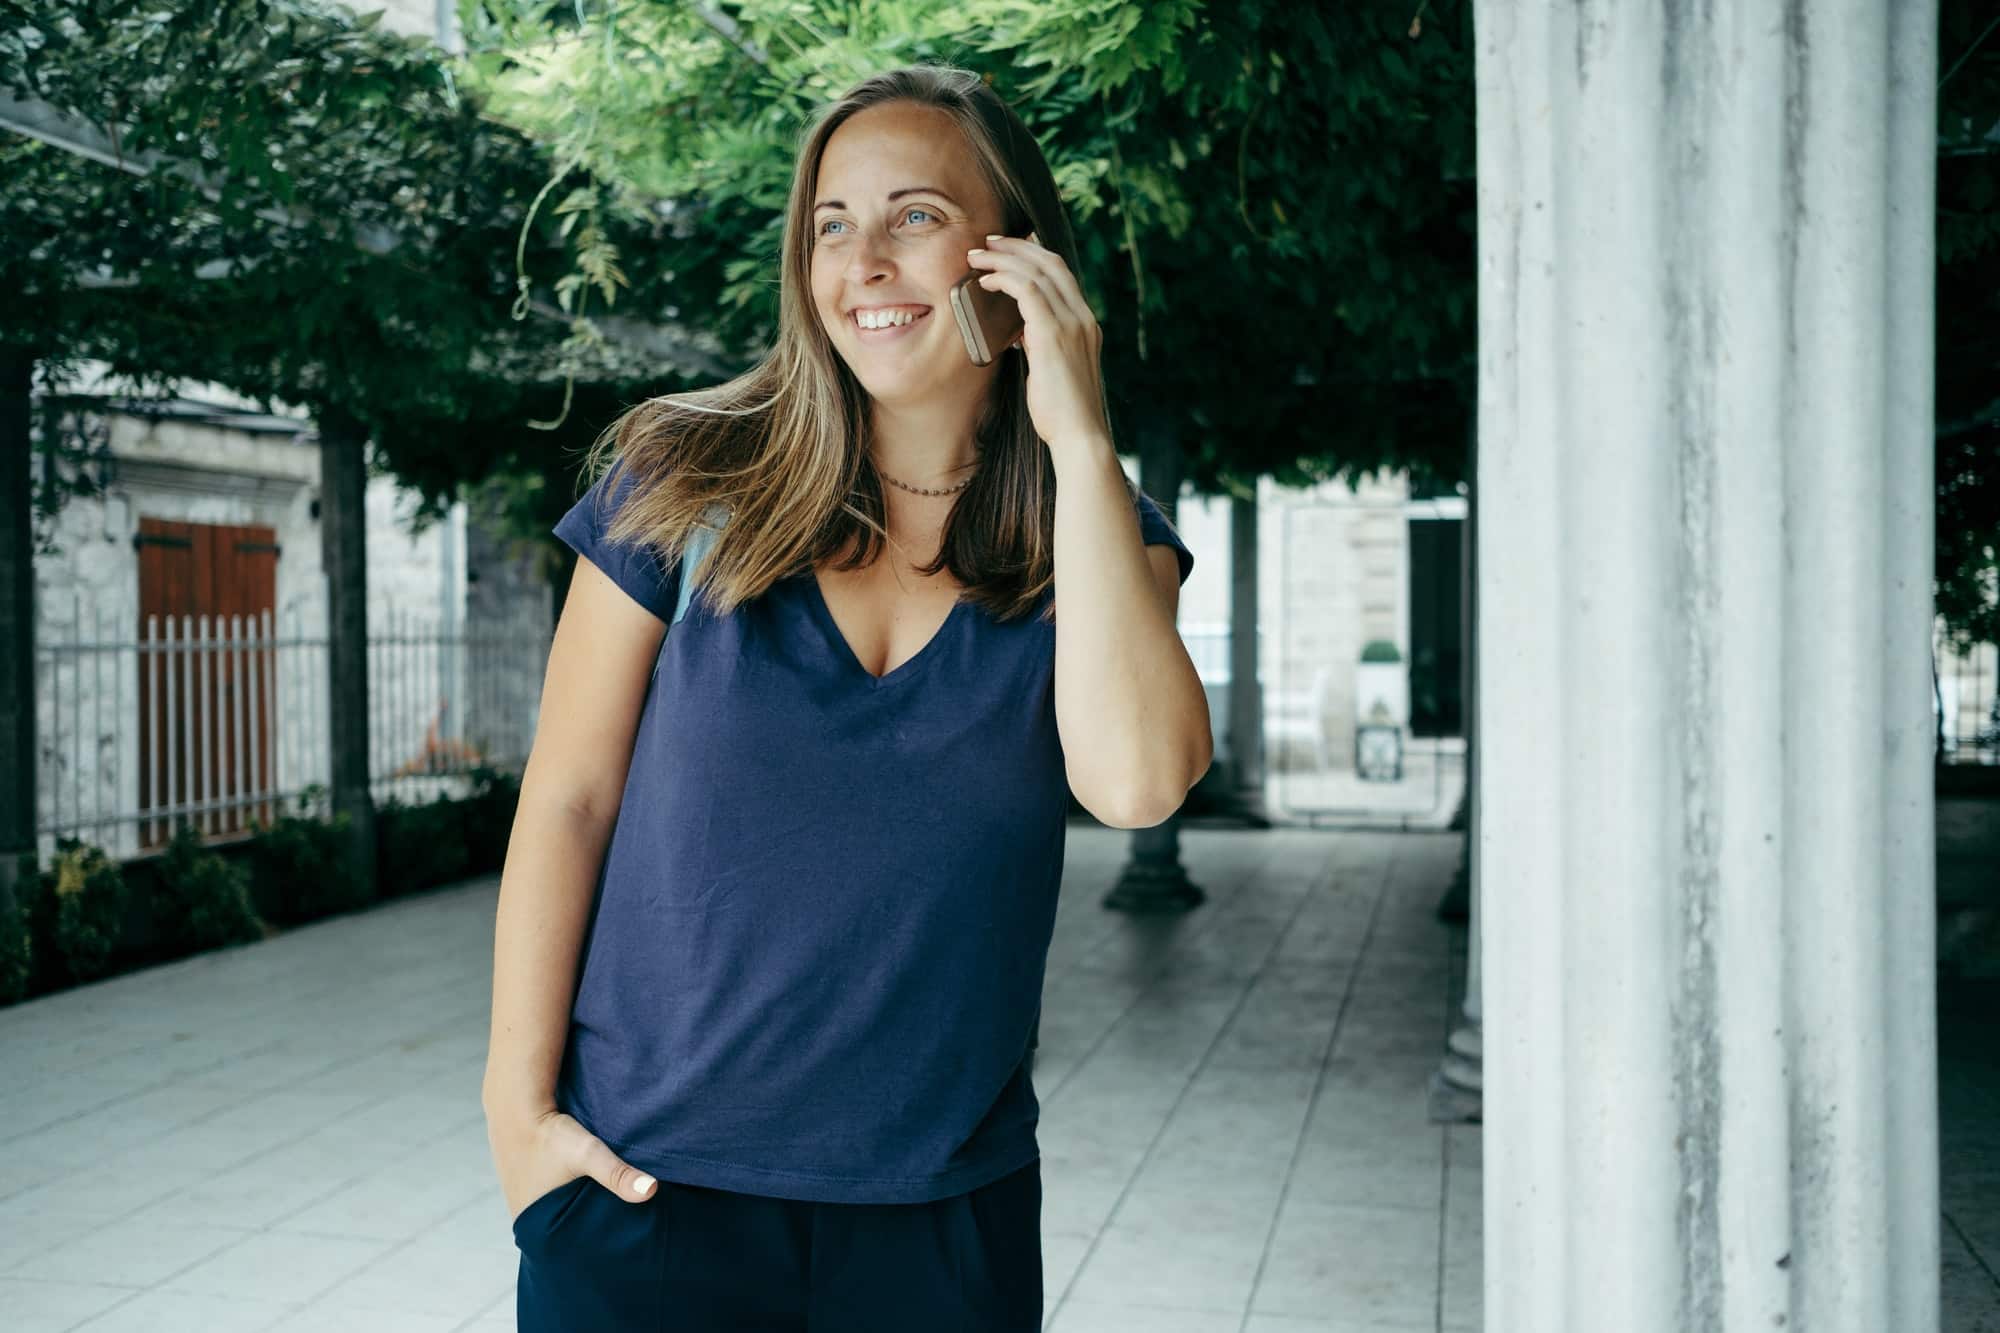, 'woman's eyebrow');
813,186,961,213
